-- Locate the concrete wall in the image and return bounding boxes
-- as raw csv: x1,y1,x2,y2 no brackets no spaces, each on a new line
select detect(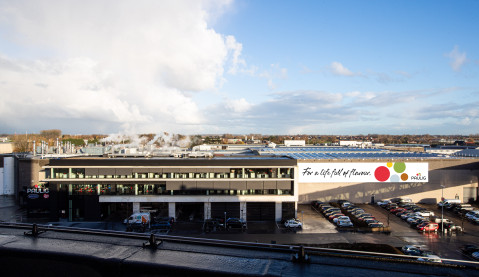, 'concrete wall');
17,158,50,195
2,157,14,195
298,159,479,204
